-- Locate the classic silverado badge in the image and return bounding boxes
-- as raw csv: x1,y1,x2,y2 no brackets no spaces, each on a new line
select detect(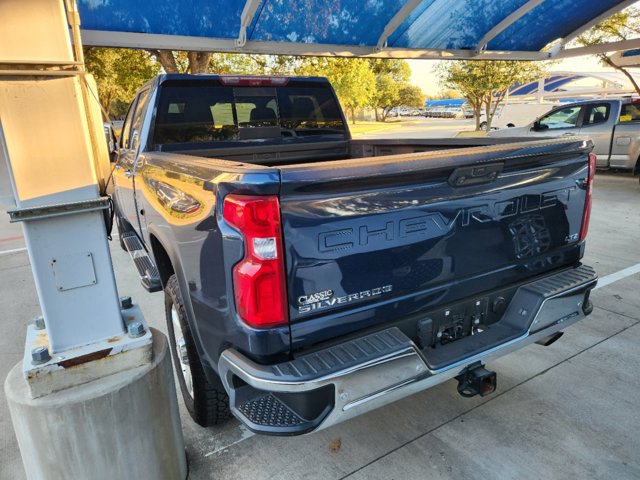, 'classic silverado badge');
298,285,393,314
298,290,334,306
